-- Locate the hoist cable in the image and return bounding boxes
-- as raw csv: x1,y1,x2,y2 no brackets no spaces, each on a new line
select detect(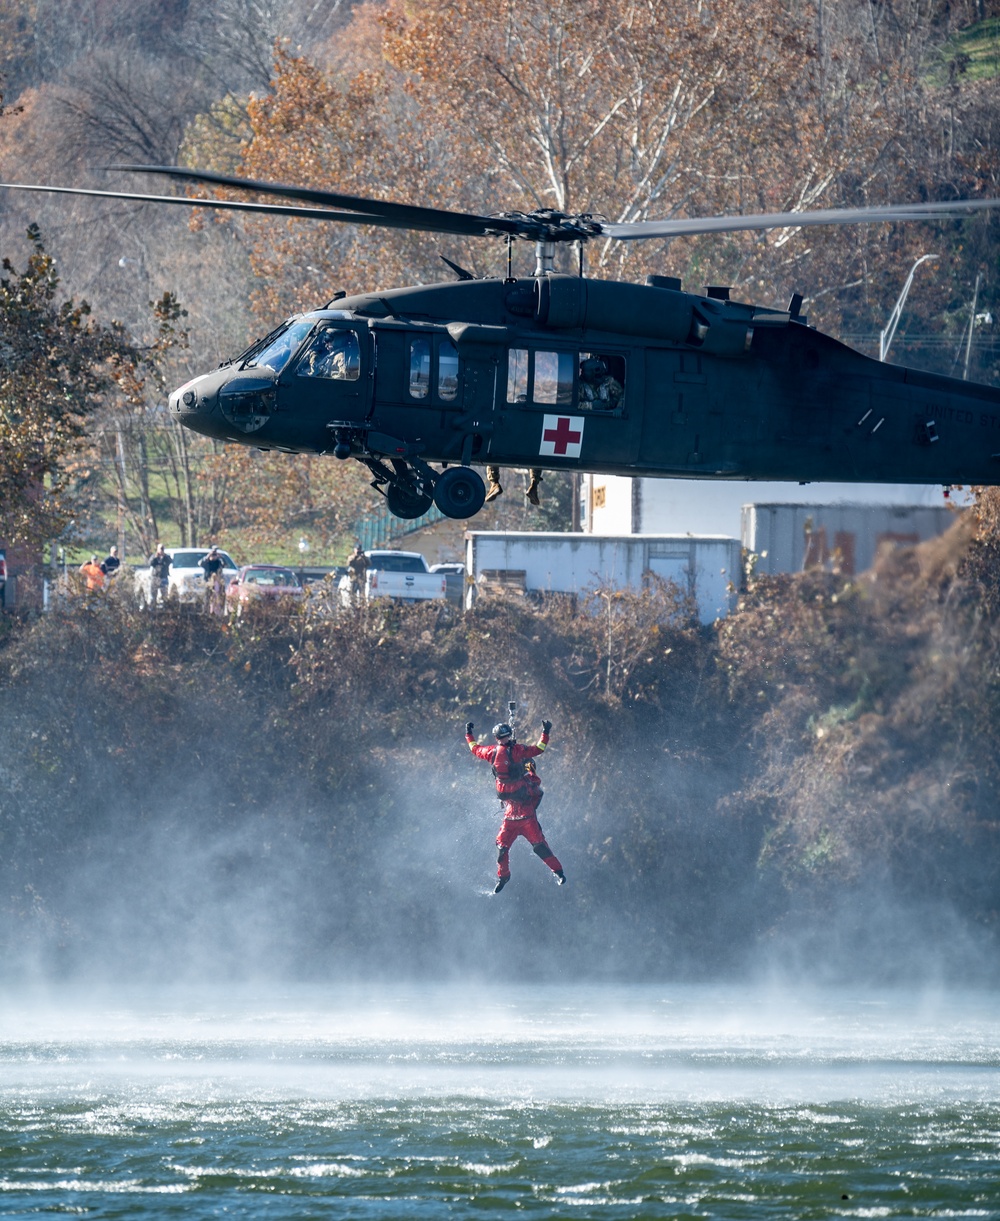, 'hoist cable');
497,483,518,717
